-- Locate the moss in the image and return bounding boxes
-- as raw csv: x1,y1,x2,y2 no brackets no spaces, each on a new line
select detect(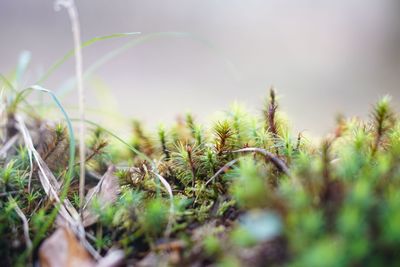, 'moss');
1,88,400,266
